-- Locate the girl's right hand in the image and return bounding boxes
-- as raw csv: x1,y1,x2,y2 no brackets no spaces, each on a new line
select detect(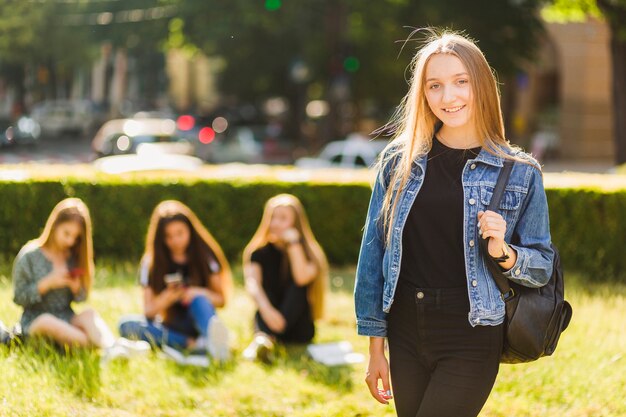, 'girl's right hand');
162,285,185,305
261,306,286,333
47,266,72,290
365,349,393,405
